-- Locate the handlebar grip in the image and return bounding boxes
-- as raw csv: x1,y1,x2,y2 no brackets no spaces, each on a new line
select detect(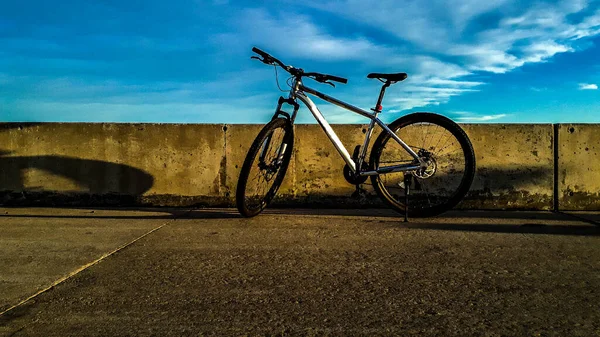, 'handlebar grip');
328,75,348,84
252,47,270,59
